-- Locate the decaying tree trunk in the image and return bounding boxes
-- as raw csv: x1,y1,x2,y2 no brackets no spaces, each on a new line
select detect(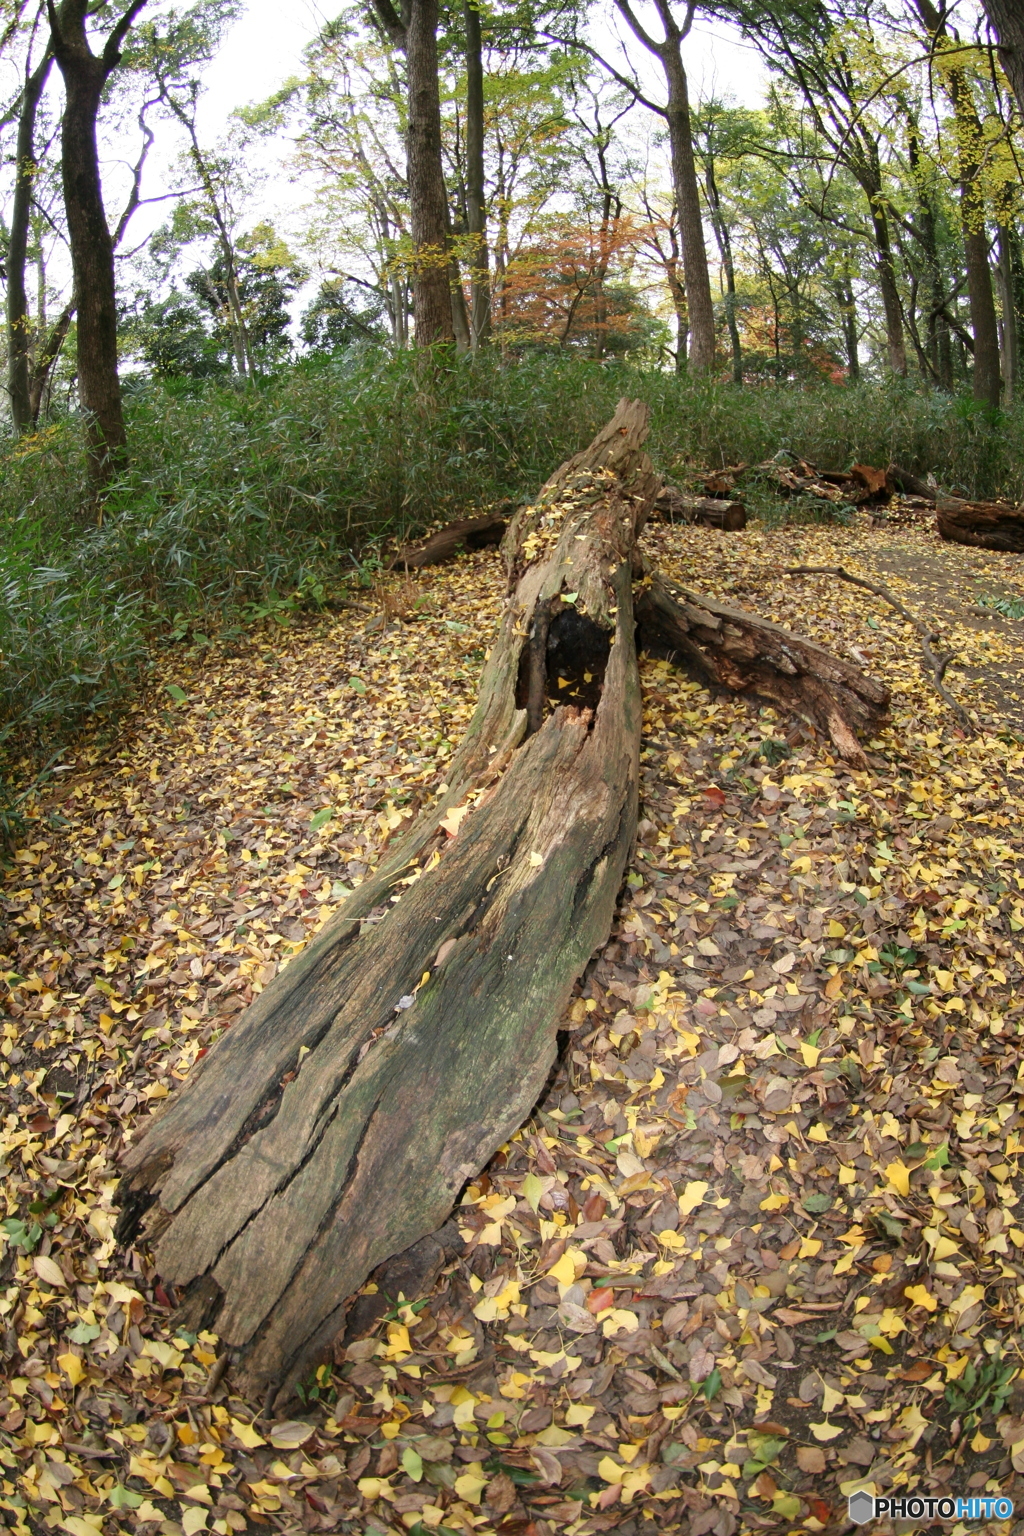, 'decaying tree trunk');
118,401,657,1401
389,508,510,568
654,485,747,530
635,574,887,770
117,402,888,1404
936,497,1024,552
